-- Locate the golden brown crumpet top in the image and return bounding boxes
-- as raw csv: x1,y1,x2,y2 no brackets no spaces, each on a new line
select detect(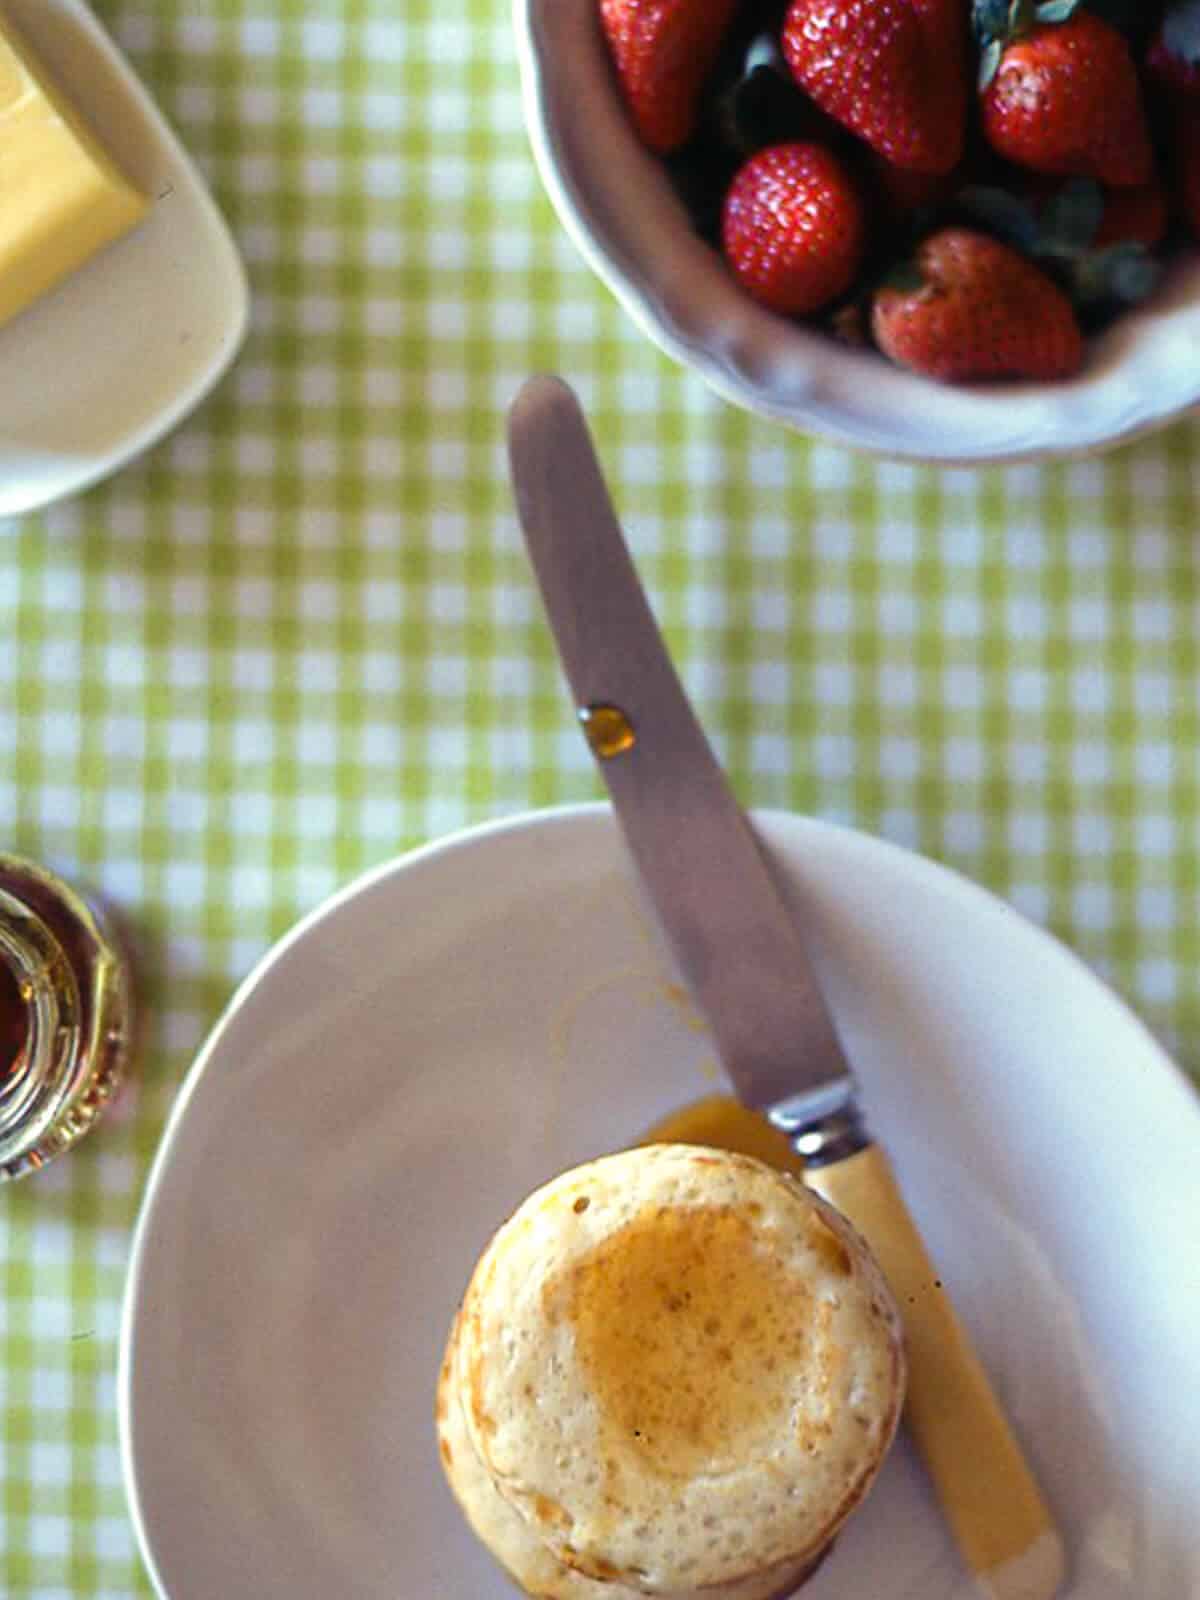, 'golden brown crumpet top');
437,1314,825,1600
453,1144,905,1594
